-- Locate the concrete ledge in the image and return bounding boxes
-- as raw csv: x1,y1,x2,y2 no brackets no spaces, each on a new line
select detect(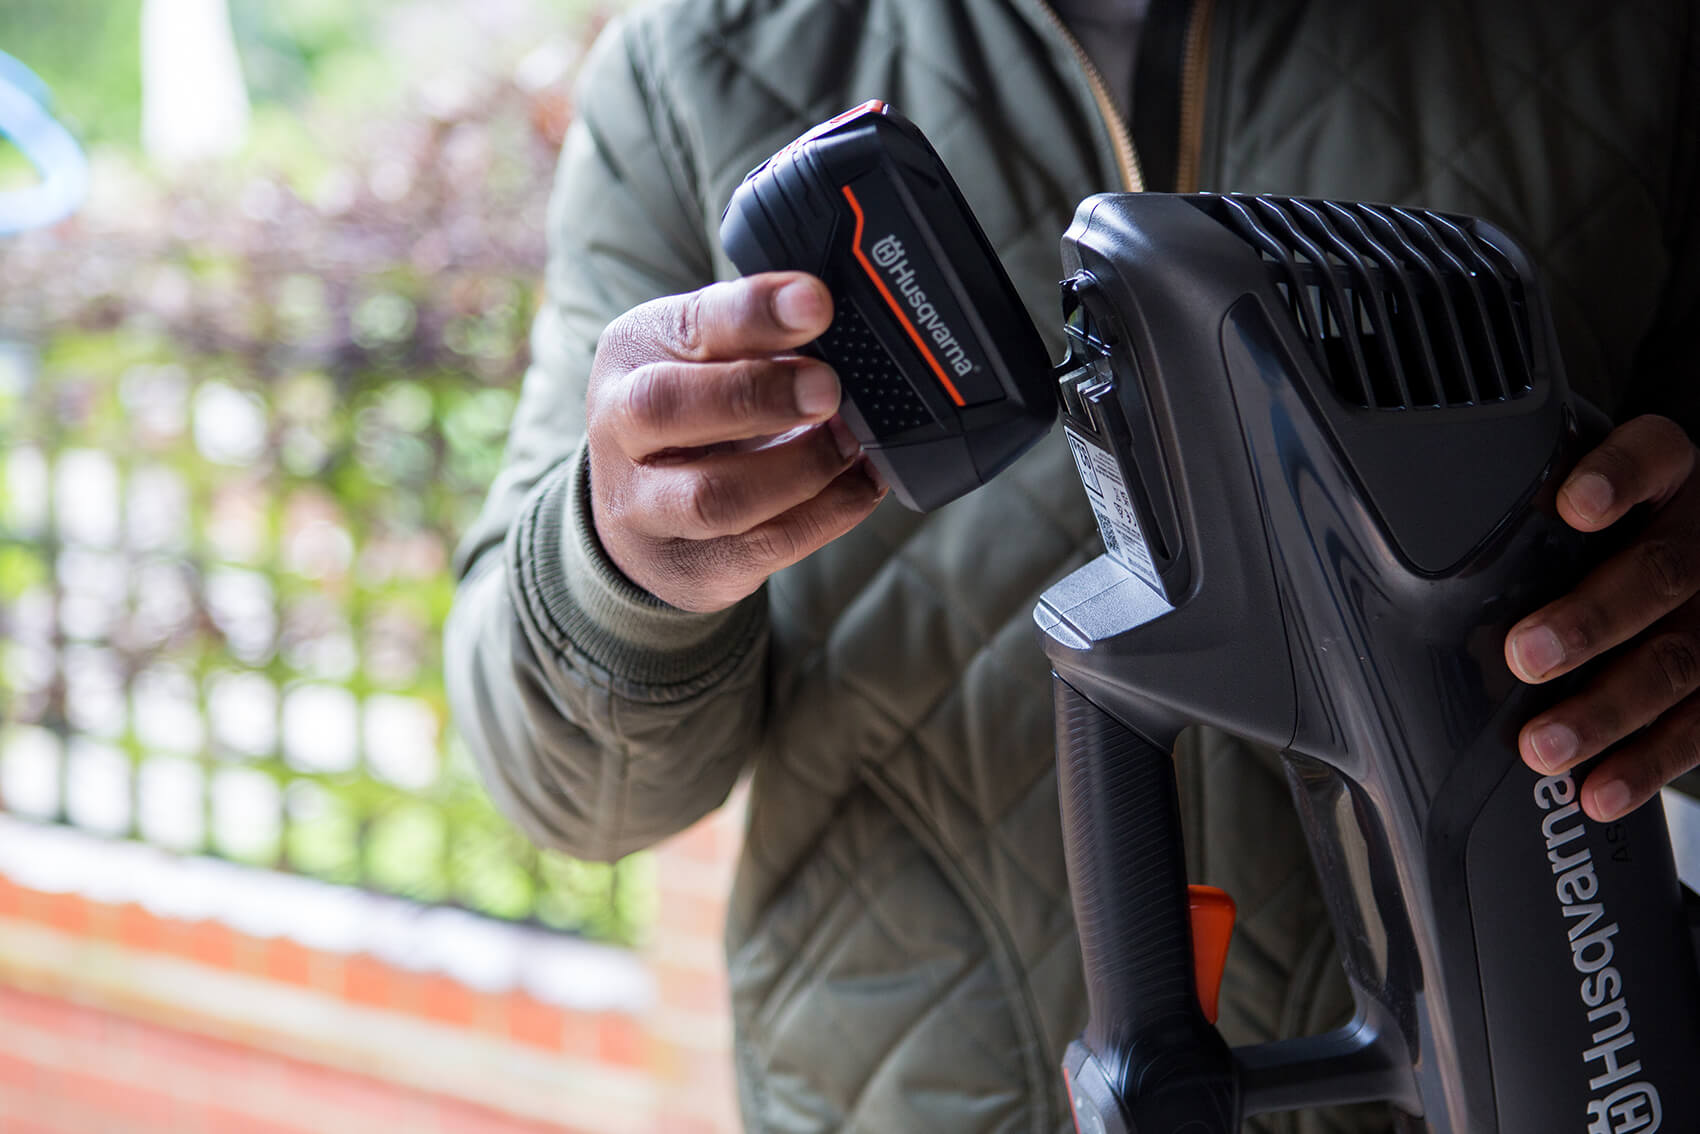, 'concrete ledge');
0,814,652,1013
